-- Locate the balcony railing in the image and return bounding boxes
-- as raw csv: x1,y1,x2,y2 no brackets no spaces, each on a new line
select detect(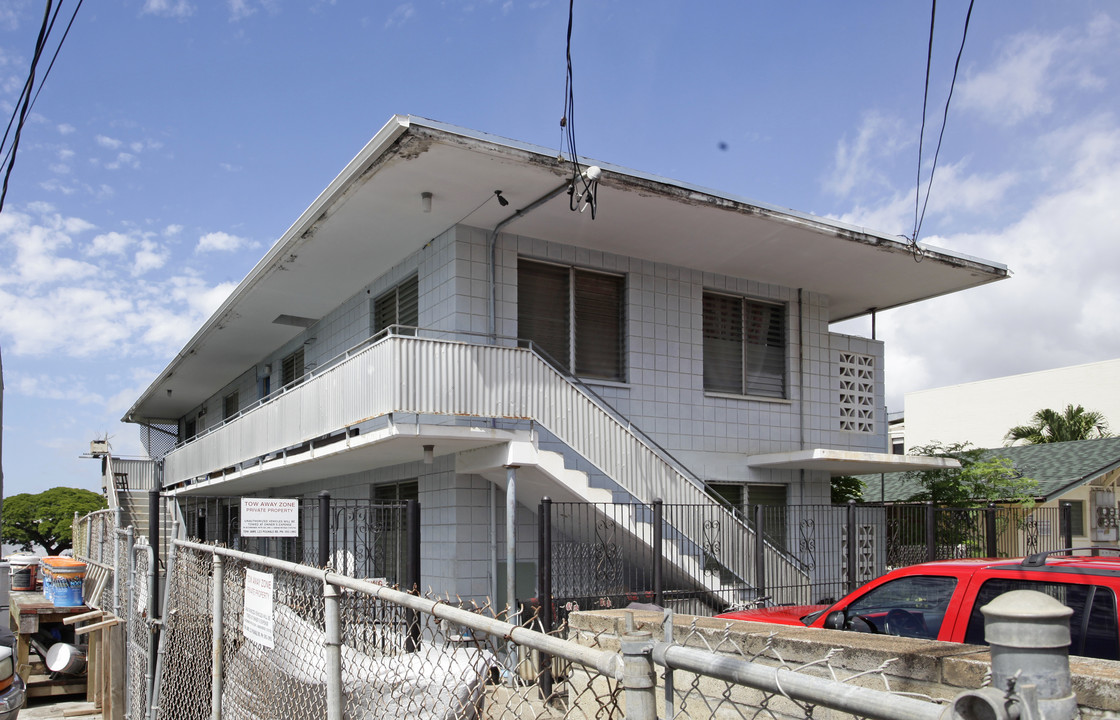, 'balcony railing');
163,327,810,597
